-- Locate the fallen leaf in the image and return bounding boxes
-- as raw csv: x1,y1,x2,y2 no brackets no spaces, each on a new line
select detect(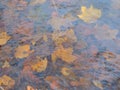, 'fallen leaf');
98,51,116,61
52,29,77,46
0,31,11,45
61,67,72,76
70,77,90,87
48,14,77,30
27,85,34,90
43,34,48,42
2,61,10,68
31,57,48,72
15,45,34,59
0,75,15,89
78,5,101,23
93,25,118,40
52,46,76,63
93,80,103,90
